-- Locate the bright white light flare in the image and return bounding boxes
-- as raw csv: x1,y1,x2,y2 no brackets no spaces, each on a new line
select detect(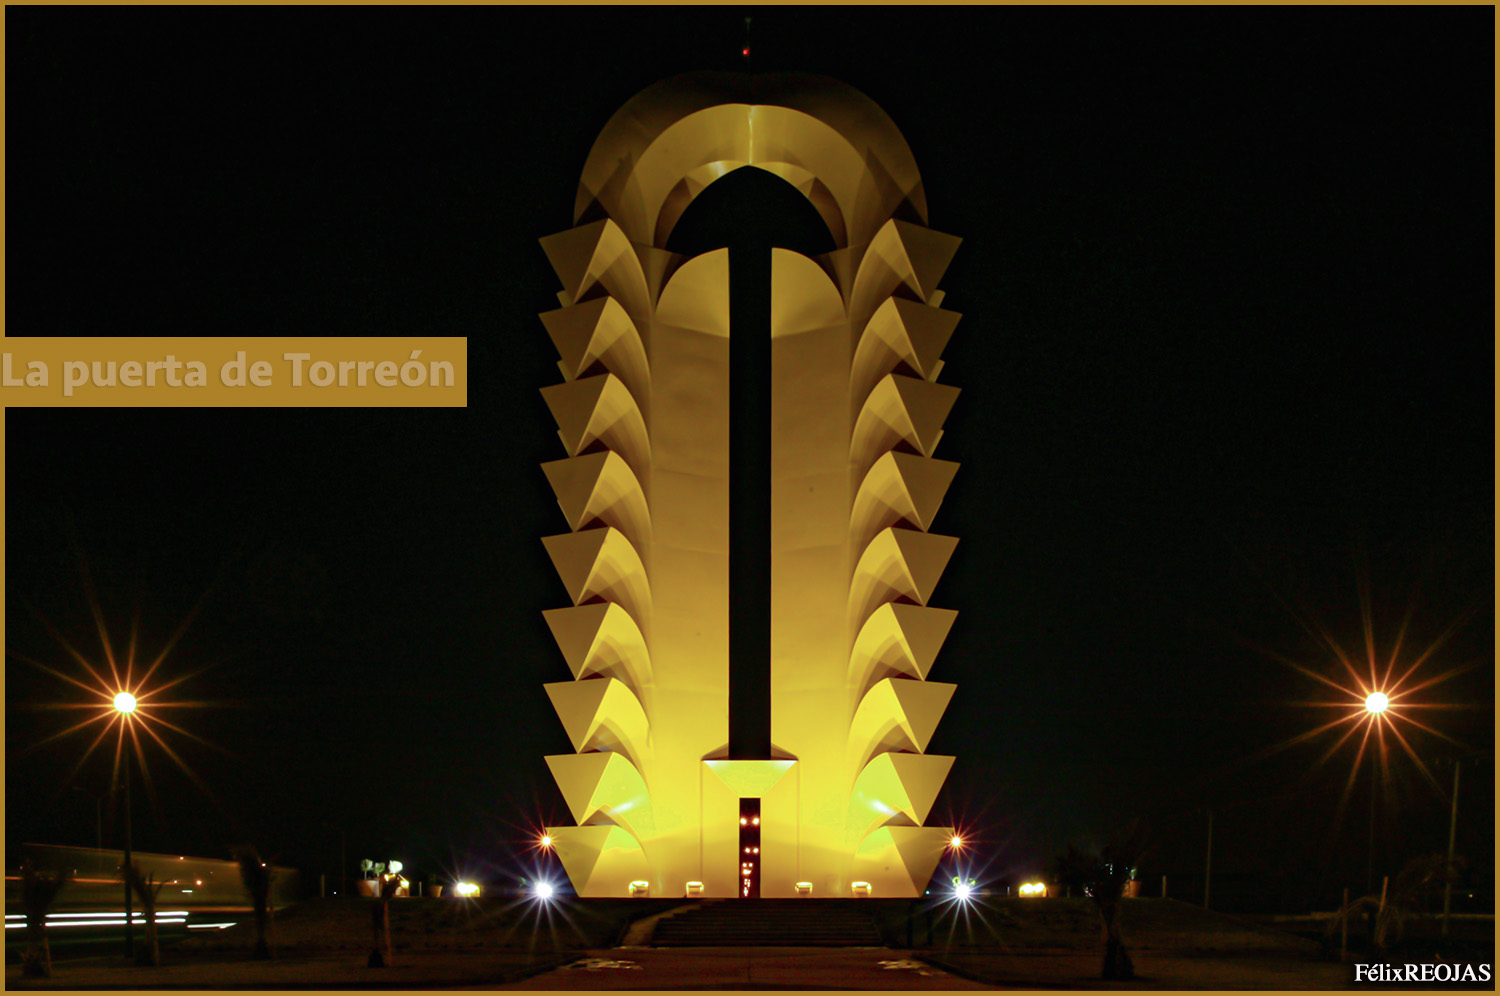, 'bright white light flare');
113,692,137,714
1364,691,1389,714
